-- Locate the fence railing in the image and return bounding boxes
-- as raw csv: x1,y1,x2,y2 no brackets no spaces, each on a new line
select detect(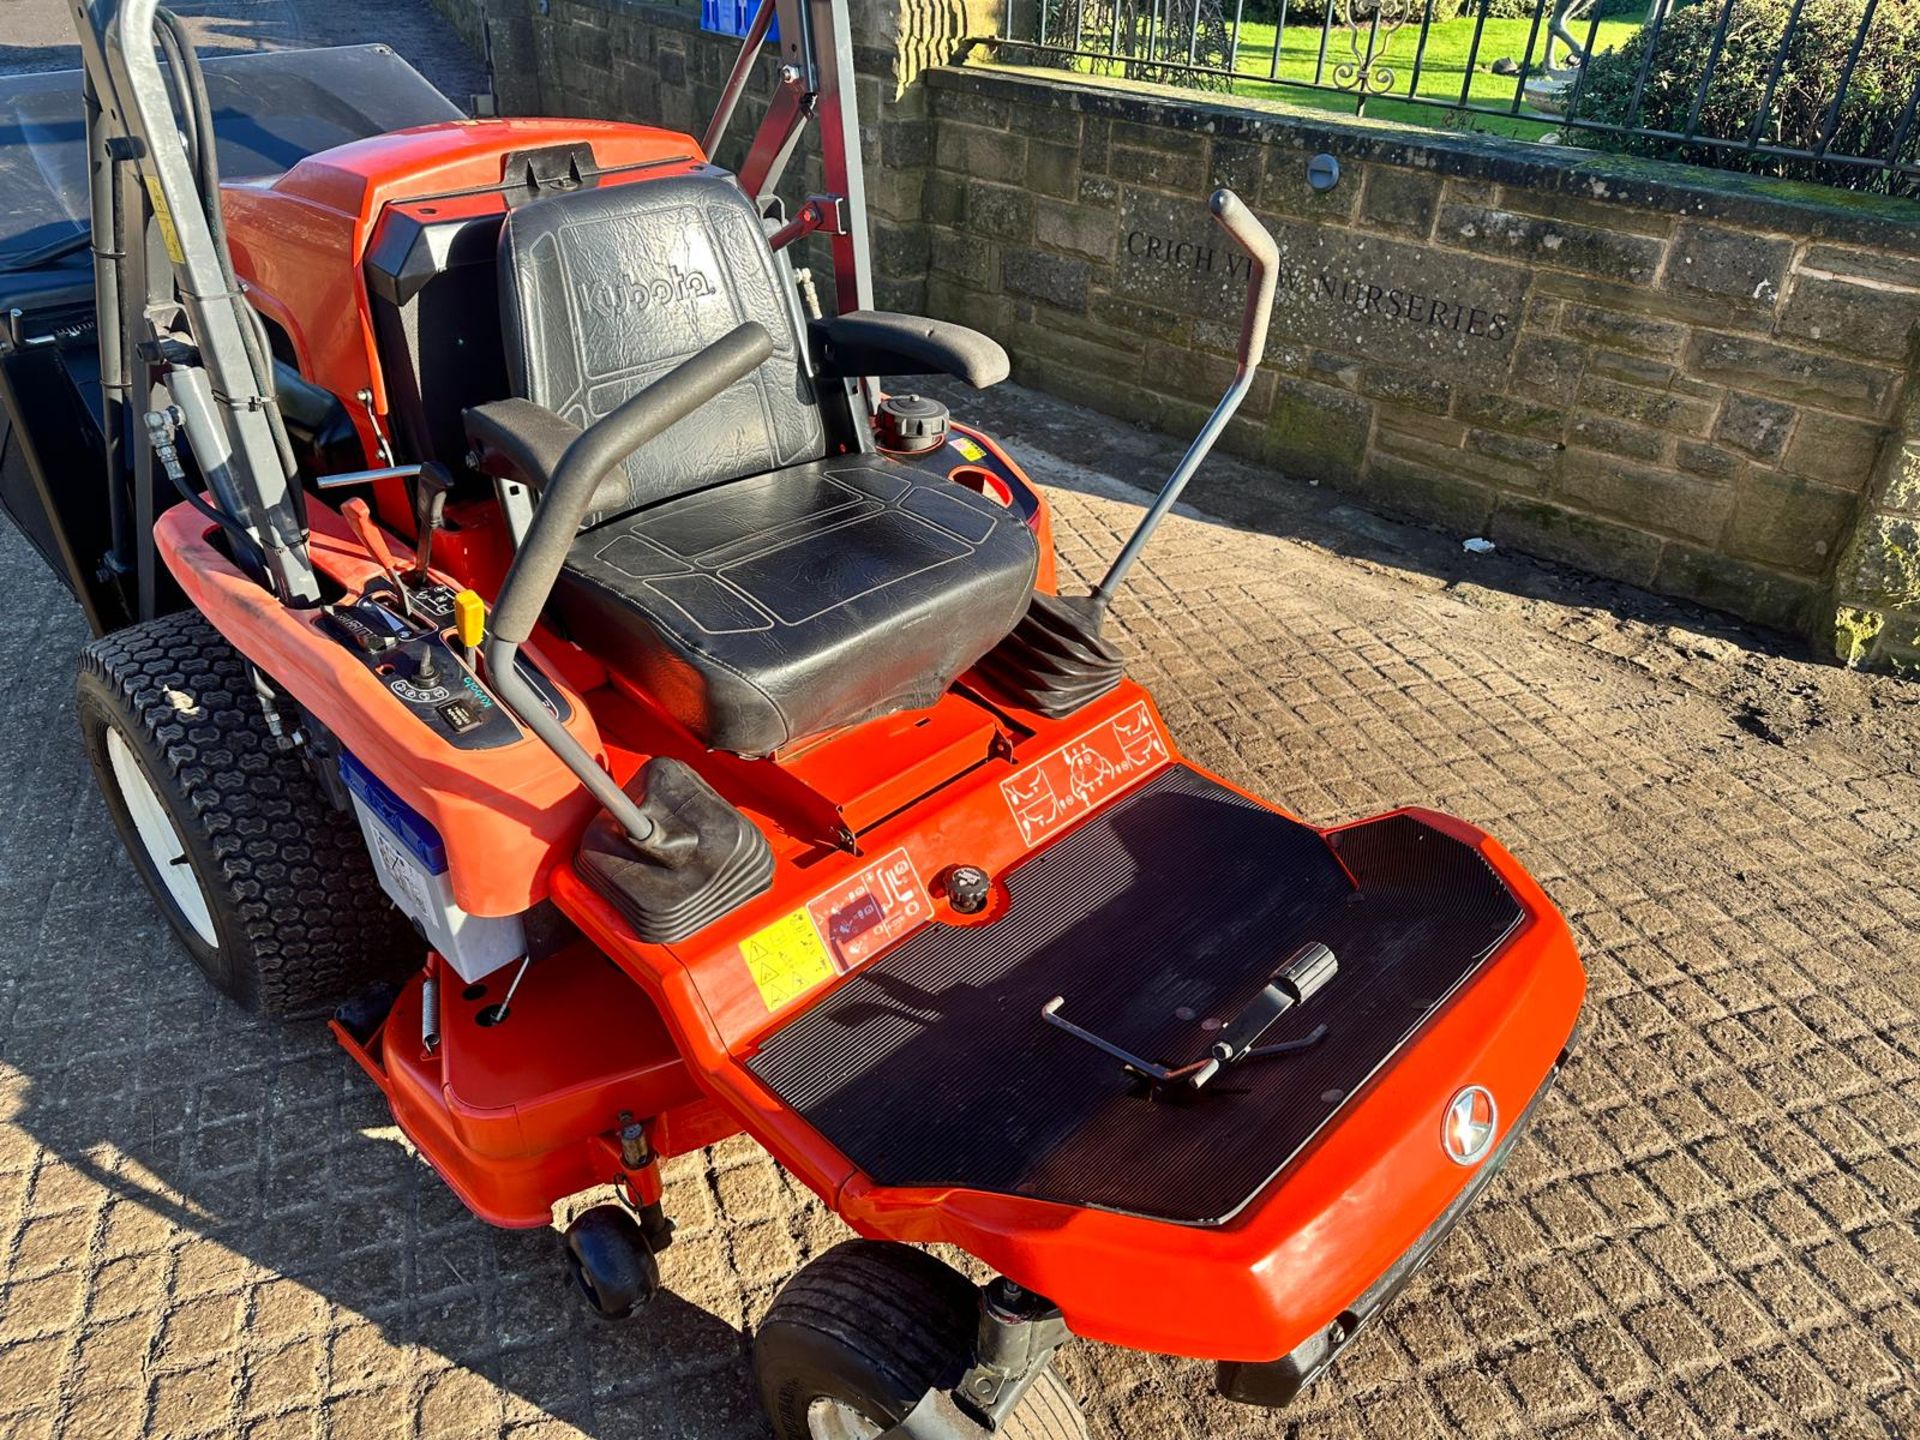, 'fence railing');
993,0,1920,192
